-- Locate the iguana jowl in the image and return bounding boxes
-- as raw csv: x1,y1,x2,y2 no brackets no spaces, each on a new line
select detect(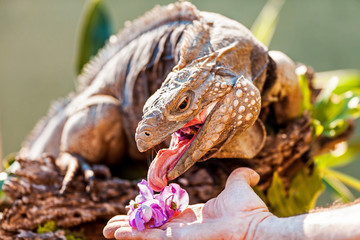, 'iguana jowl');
19,2,302,192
